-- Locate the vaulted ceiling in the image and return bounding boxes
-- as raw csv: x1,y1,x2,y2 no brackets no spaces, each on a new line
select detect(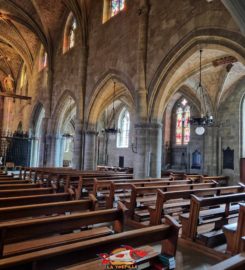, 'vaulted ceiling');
0,0,70,85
